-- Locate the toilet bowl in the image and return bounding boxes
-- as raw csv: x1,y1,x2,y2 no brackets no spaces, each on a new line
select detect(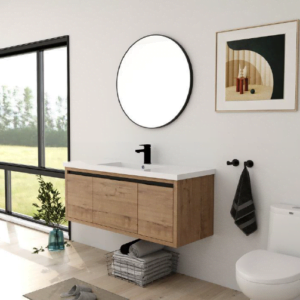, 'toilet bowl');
236,204,300,300
236,250,300,300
